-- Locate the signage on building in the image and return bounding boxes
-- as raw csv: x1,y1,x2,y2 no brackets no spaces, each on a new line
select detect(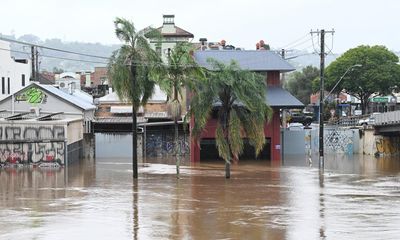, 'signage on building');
370,96,397,103
15,87,47,105
370,97,389,103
